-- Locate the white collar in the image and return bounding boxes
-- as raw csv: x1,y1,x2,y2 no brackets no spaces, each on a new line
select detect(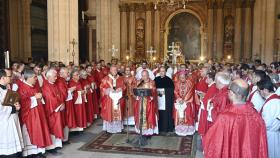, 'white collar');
109,74,118,80
23,80,34,87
